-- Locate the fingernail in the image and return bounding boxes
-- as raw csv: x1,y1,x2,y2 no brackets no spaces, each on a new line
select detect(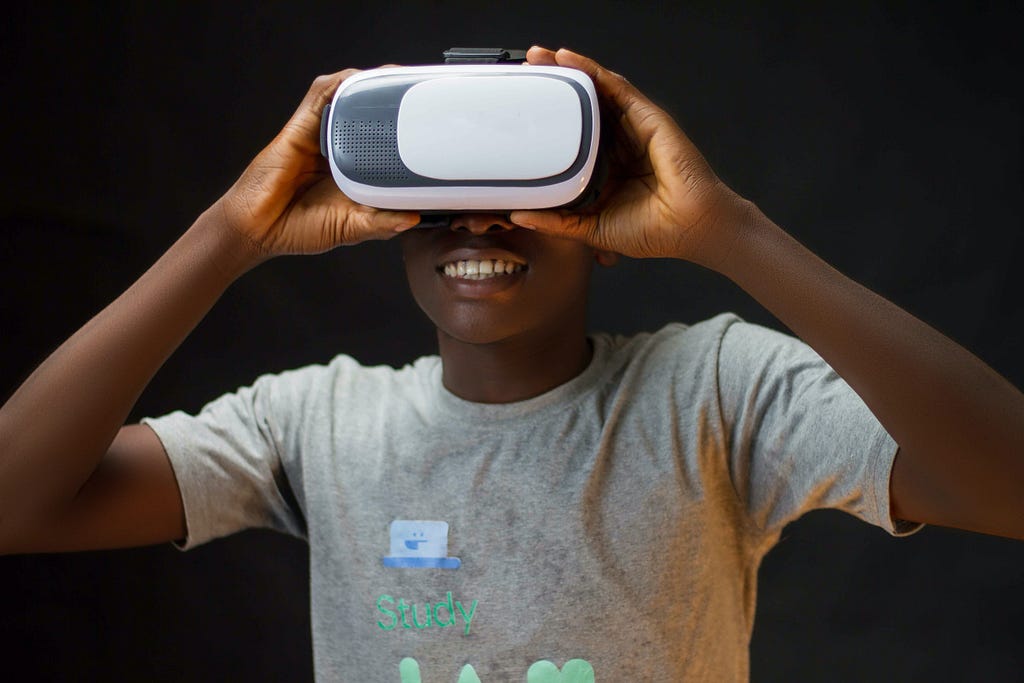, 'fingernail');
393,215,420,232
509,212,535,229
